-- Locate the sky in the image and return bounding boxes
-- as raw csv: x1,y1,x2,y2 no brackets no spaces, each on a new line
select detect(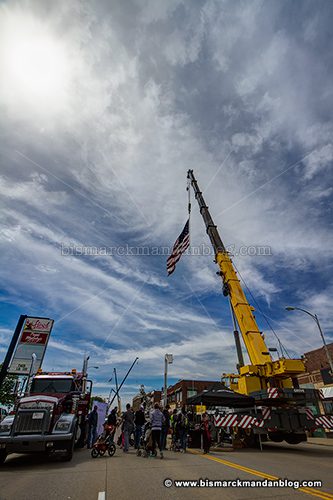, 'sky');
0,0,332,406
